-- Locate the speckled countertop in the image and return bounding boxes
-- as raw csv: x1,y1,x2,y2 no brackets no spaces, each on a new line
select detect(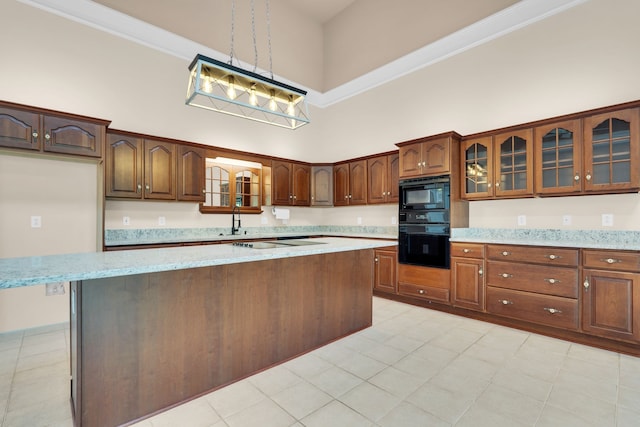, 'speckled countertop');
104,225,397,246
0,237,396,289
451,228,640,250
